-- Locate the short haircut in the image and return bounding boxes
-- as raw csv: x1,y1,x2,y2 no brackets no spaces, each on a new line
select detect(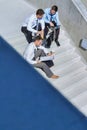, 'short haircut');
34,35,43,41
36,9,44,15
51,5,58,12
